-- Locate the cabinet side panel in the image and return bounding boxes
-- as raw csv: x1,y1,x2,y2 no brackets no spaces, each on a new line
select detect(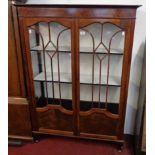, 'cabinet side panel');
8,4,21,96
9,5,26,97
